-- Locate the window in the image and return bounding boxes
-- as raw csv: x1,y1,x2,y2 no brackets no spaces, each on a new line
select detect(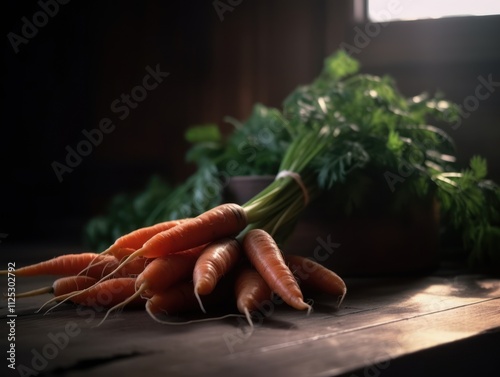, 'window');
368,0,500,22
344,0,500,67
